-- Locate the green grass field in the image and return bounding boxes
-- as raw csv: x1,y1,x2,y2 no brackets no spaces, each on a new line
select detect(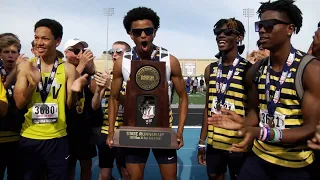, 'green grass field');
172,91,206,104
